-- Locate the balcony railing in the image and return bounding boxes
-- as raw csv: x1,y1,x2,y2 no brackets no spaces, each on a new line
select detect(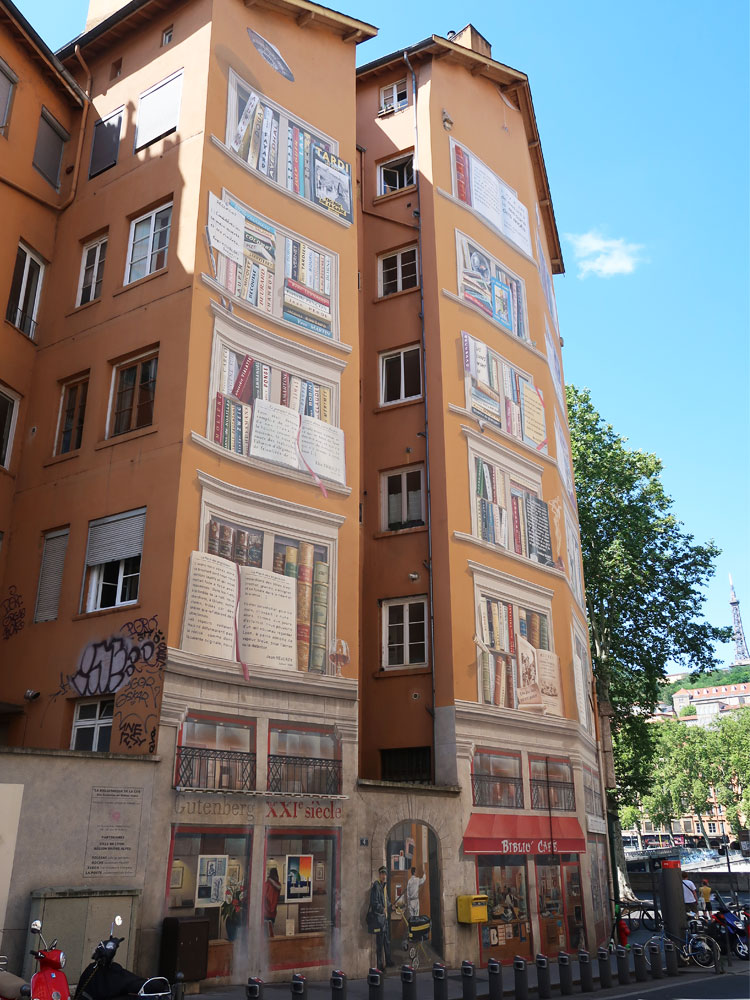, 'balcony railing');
5,305,37,338
175,746,256,791
531,778,576,811
267,754,342,795
472,773,524,808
